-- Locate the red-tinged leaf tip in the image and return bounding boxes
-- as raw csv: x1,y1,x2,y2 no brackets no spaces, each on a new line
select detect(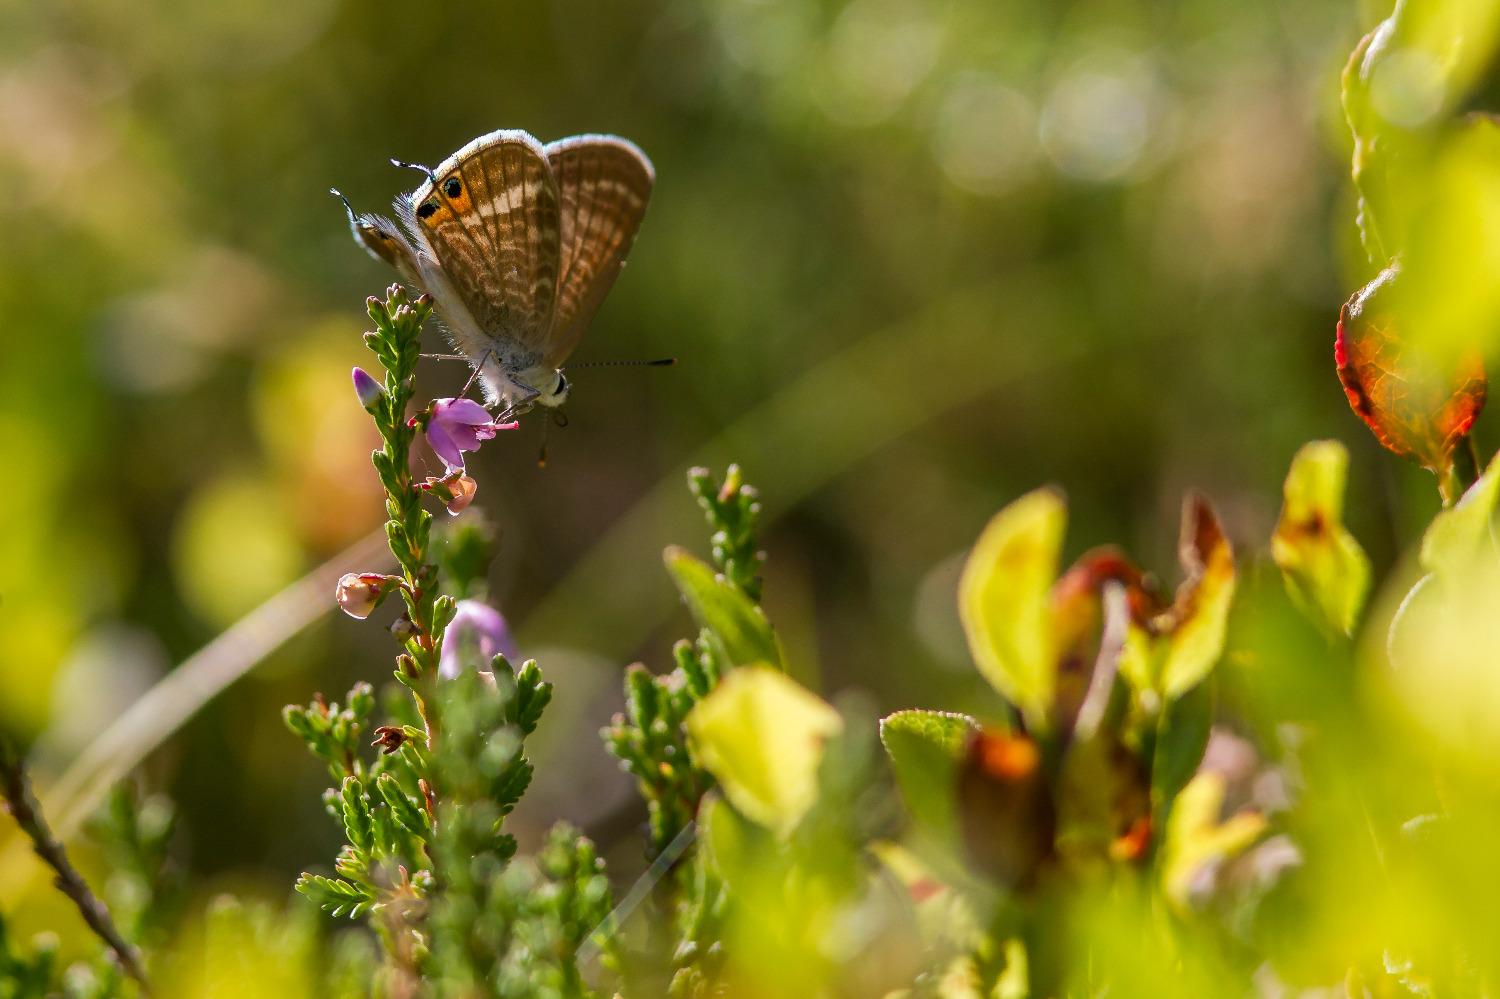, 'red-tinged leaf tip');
1335,262,1487,475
